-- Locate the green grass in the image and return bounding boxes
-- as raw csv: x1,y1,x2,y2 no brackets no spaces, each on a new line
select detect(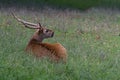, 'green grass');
0,8,120,80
